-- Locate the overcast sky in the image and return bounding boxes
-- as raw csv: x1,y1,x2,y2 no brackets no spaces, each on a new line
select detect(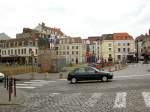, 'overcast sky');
0,0,150,38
